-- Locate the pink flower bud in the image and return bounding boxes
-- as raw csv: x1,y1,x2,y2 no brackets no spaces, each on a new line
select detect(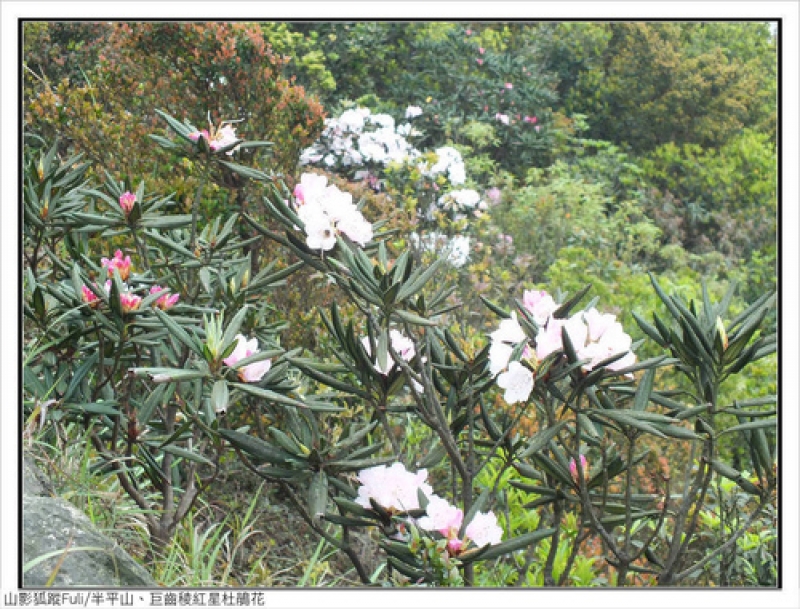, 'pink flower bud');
569,455,589,484
81,285,100,308
478,47,485,54
505,82,513,89
119,191,136,215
